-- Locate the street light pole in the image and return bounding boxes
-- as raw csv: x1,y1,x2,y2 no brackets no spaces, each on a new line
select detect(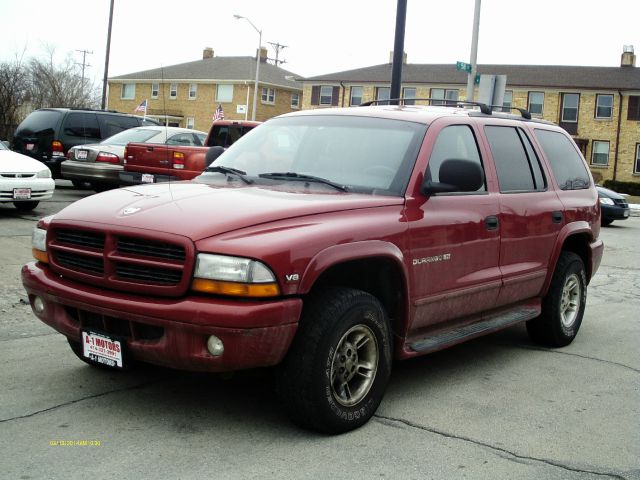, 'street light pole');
234,14,262,121
466,0,481,102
